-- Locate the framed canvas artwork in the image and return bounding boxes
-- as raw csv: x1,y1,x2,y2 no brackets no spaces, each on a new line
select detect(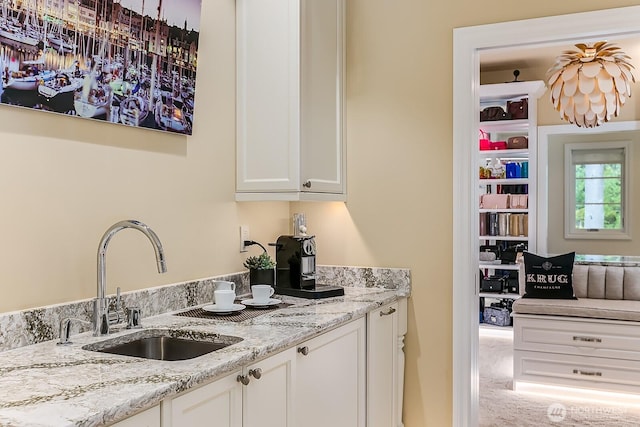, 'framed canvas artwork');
0,0,202,135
